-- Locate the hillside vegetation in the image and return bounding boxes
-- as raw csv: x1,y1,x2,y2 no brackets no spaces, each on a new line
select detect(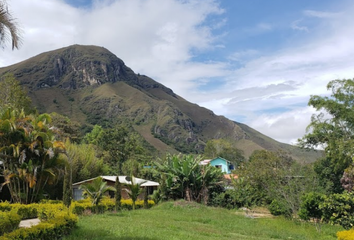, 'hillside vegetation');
0,44,321,161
